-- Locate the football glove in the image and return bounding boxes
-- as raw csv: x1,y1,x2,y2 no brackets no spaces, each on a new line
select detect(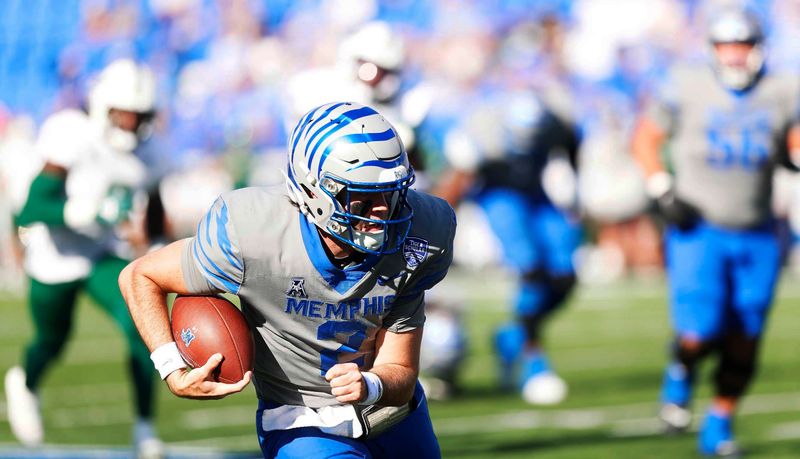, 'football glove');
647,172,699,231
64,185,134,232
